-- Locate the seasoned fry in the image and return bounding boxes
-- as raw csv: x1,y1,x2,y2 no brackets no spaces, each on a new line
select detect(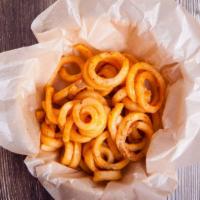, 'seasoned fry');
93,170,122,182
122,97,145,112
72,97,107,138
41,122,55,138
74,44,94,59
58,55,84,82
41,134,63,149
45,86,57,124
126,62,166,113
70,125,91,143
58,100,77,128
93,132,129,170
82,52,129,91
61,142,74,165
108,103,124,141
69,142,82,168
53,79,87,103
75,90,107,105
35,109,45,123
116,113,153,161
36,44,166,182
112,87,127,104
